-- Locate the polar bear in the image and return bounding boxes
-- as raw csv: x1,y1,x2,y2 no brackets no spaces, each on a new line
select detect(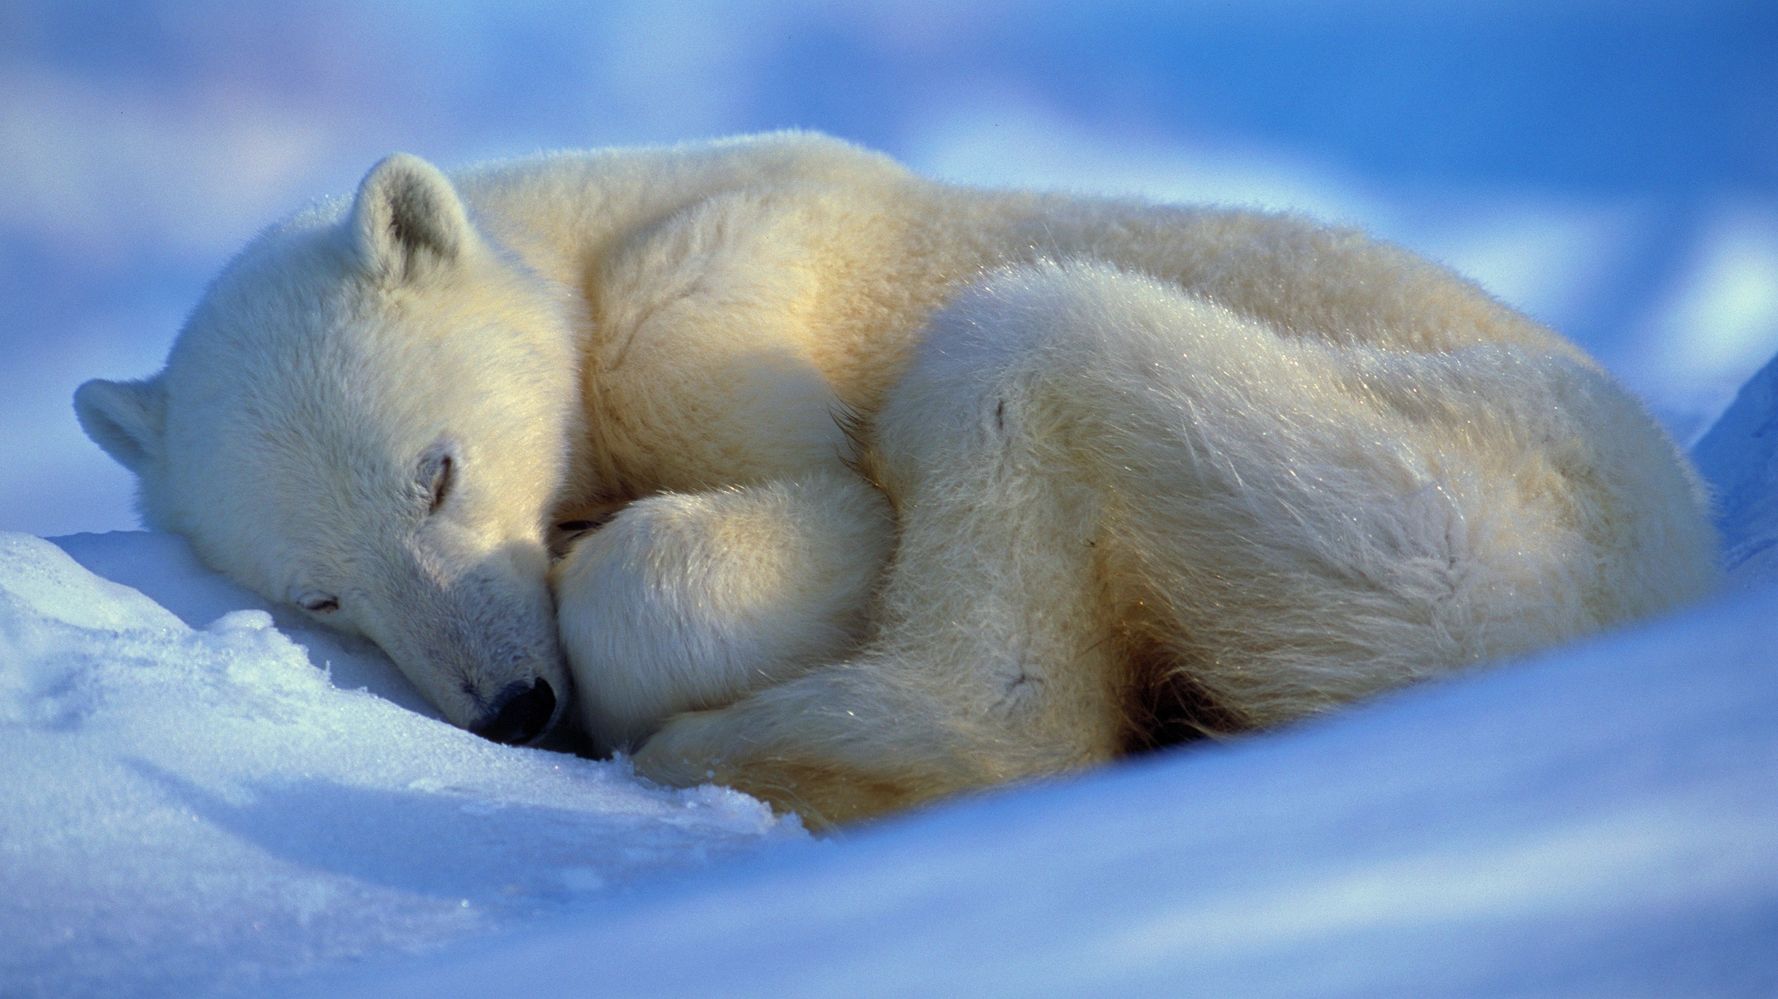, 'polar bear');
76,132,1718,824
